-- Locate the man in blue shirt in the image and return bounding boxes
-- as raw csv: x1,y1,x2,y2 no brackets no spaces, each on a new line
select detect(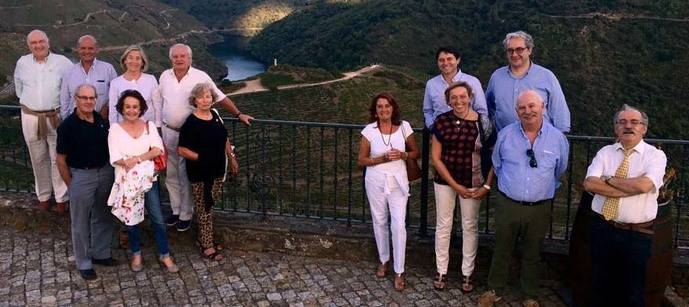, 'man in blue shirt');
60,35,117,120
478,90,569,307
423,46,487,128
486,31,571,133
